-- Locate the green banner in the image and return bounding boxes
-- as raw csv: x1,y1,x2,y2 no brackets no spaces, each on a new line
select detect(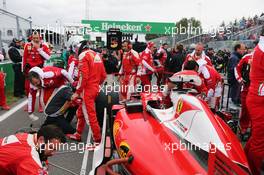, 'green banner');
81,20,175,34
